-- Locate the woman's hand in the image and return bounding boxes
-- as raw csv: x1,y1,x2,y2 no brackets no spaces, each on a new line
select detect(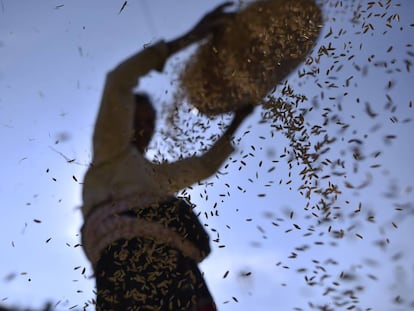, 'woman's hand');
167,2,235,55
187,2,235,42
225,104,255,139
233,104,255,124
